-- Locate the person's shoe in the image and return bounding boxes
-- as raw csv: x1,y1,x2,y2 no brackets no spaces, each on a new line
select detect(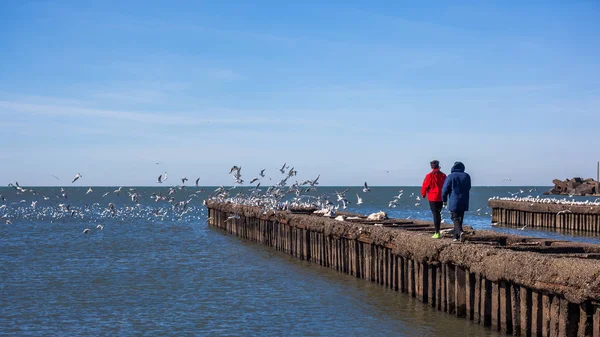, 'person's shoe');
431,232,440,239
459,232,465,242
